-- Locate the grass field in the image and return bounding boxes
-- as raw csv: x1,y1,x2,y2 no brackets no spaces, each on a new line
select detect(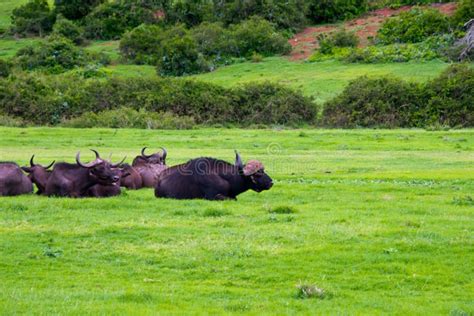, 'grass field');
0,127,473,314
